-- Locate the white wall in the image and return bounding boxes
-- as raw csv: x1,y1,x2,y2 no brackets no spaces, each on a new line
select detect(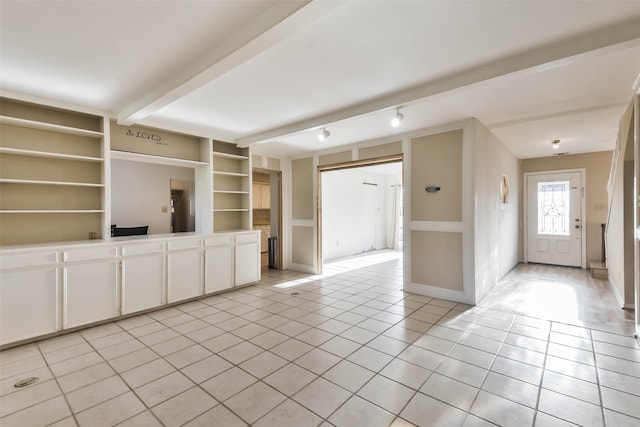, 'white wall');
111,160,195,235
322,168,397,261
473,120,520,303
